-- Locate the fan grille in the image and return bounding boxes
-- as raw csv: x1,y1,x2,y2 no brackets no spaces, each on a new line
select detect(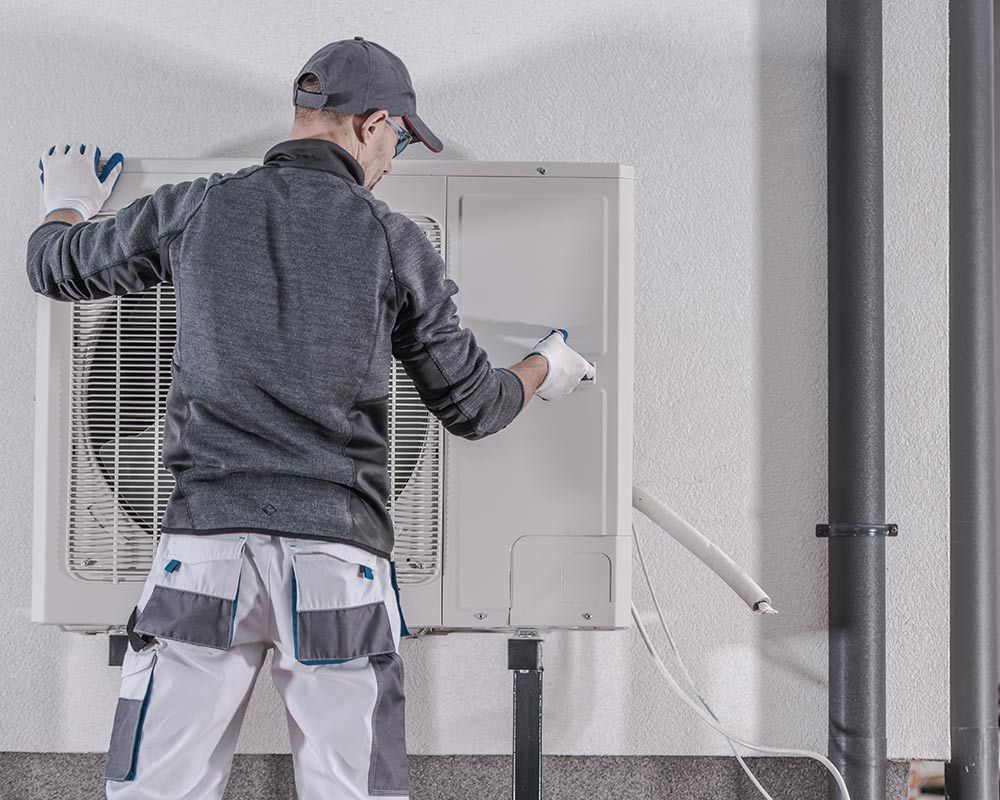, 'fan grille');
66,214,444,586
